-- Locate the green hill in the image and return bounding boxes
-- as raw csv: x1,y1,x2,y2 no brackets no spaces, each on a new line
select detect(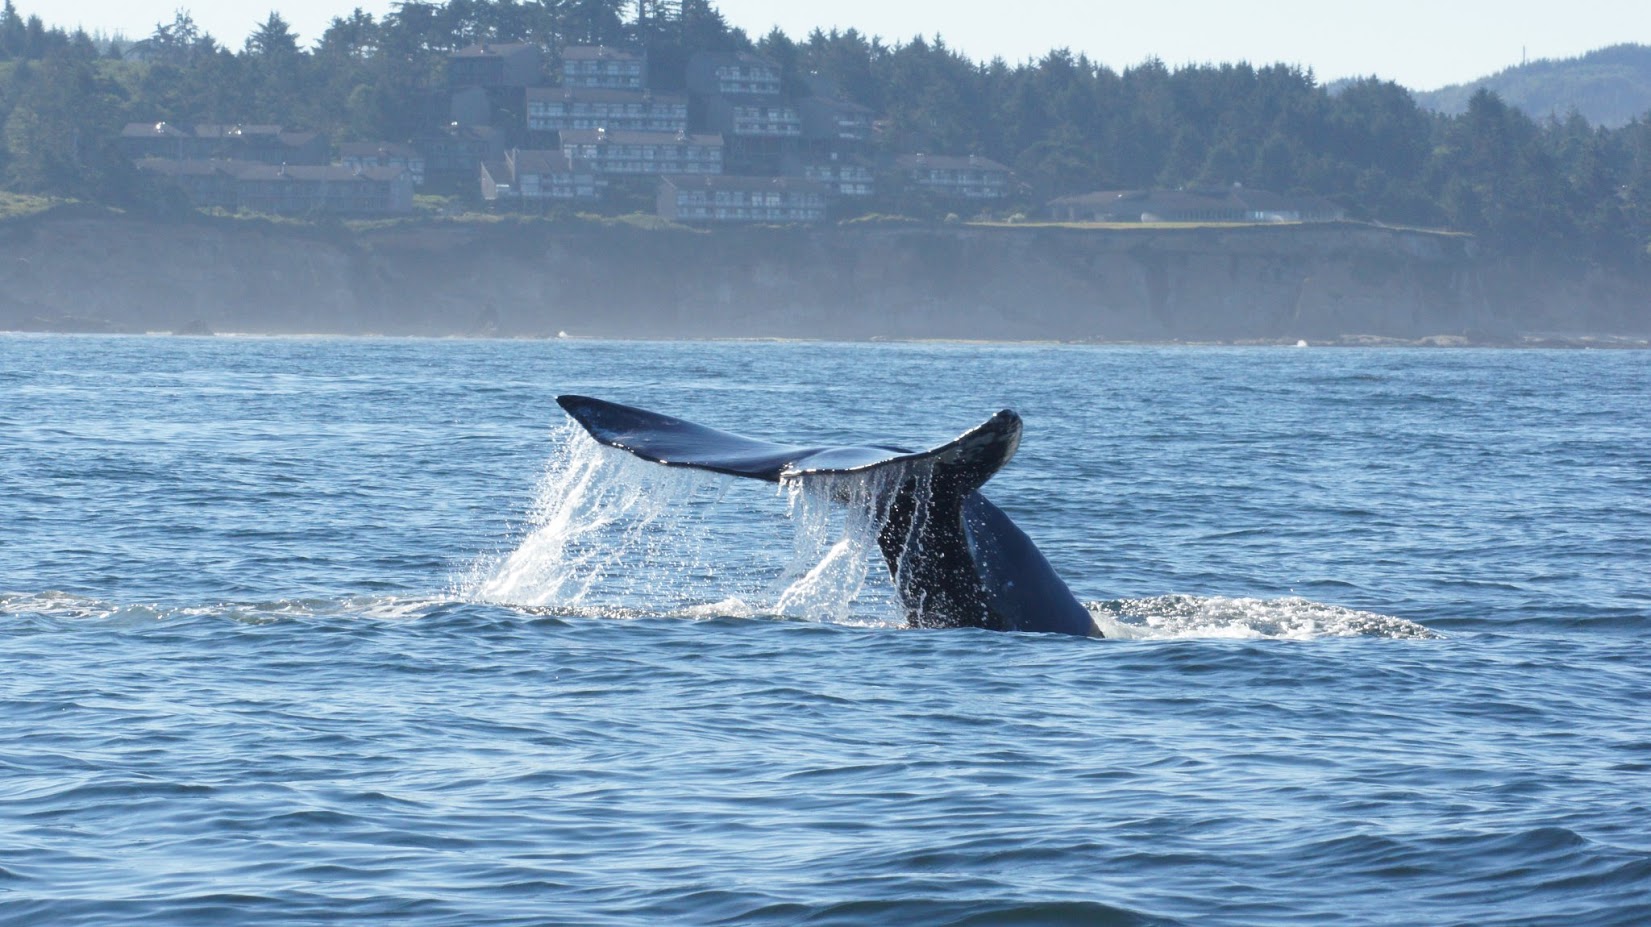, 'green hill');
1414,44,1651,127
